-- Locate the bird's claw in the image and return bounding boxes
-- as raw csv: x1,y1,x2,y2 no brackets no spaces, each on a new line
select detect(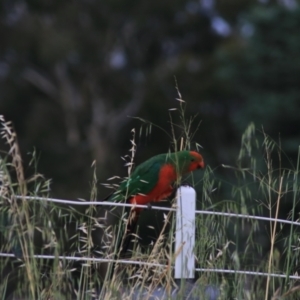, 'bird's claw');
181,182,192,187
146,203,152,210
